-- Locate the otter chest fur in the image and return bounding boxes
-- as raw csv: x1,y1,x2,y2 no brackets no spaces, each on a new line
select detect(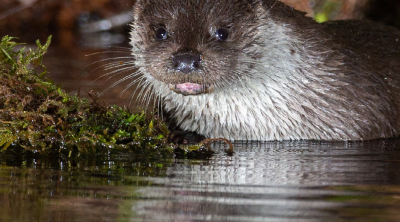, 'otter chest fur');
129,0,400,140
